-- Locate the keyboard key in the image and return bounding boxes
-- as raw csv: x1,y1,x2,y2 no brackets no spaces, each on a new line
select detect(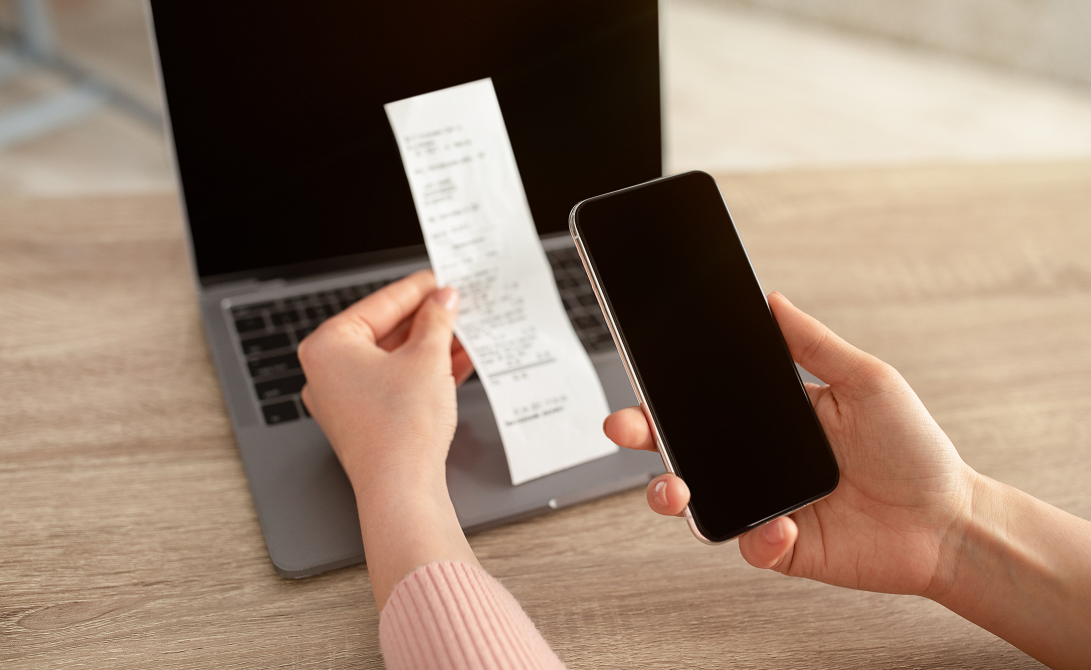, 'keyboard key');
240,332,291,355
234,301,275,313
305,305,336,321
234,315,266,333
557,277,579,289
262,400,299,425
577,293,598,307
254,374,306,400
294,326,316,342
232,278,411,380
300,398,310,417
574,315,600,331
270,310,301,326
248,352,301,378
